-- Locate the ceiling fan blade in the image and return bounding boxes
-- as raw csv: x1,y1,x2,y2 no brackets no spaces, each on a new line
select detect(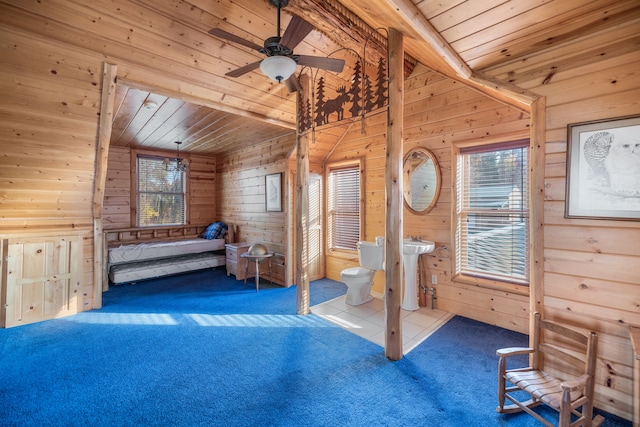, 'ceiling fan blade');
208,28,263,52
226,60,262,78
296,55,345,73
284,75,301,92
280,15,314,50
